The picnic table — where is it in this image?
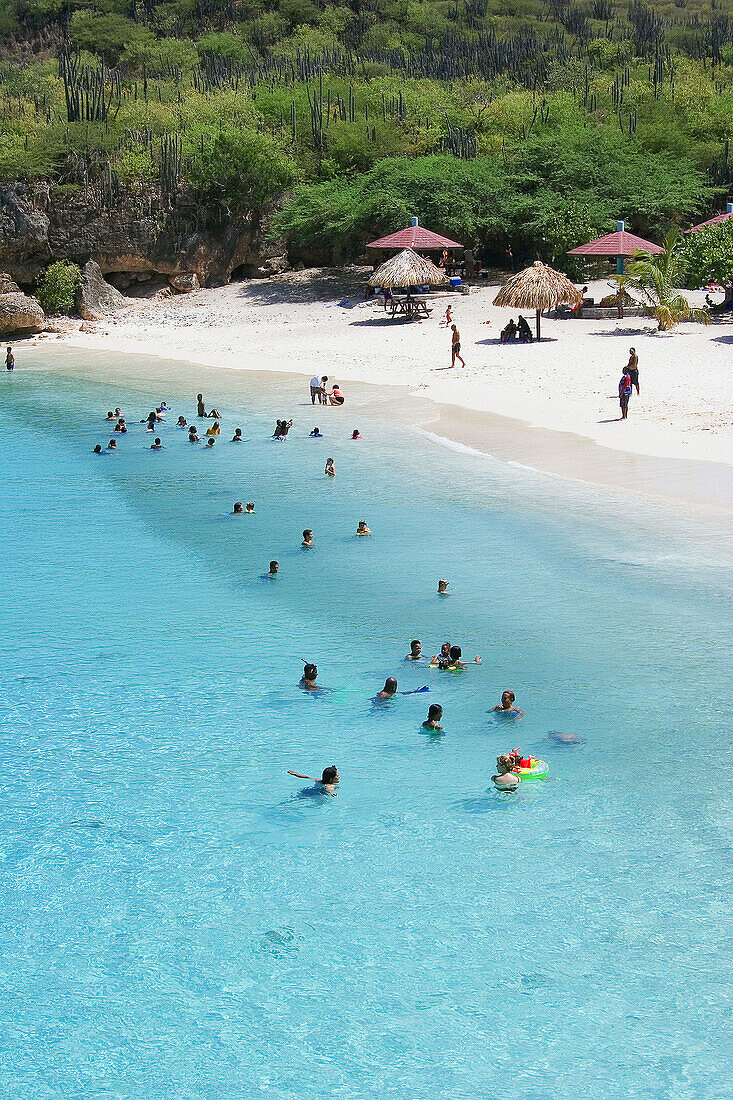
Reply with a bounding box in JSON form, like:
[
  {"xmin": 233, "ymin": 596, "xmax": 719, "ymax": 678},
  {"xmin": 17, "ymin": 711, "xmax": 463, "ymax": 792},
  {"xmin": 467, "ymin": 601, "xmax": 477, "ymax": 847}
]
[{"xmin": 388, "ymin": 295, "xmax": 433, "ymax": 319}]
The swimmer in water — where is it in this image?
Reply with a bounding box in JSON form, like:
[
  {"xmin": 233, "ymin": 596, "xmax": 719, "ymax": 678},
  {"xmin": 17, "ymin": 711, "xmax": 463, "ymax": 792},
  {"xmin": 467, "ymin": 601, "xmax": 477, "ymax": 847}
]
[
  {"xmin": 114, "ymin": 418, "xmax": 127, "ymax": 434},
  {"xmin": 93, "ymin": 444, "xmax": 103, "ymax": 454},
  {"xmin": 302, "ymin": 529, "xmax": 314, "ymax": 547},
  {"xmin": 493, "ymin": 754, "xmax": 520, "ymax": 792},
  {"xmin": 300, "ymin": 663, "xmax": 320, "ymax": 691},
  {"xmin": 205, "ymin": 421, "xmax": 221, "ymax": 436},
  {"xmin": 107, "ymin": 439, "xmax": 116, "ymax": 450},
  {"xmin": 351, "ymin": 429, "xmax": 361, "ymax": 440},
  {"xmin": 375, "ymin": 677, "xmax": 398, "ymax": 700},
  {"xmin": 188, "ymin": 426, "xmax": 200, "ymax": 442},
  {"xmin": 231, "ymin": 428, "xmax": 243, "ymax": 442},
  {"xmin": 423, "ymin": 703, "xmax": 443, "ymax": 730},
  {"xmin": 105, "ymin": 411, "xmax": 115, "ymax": 421},
  {"xmin": 233, "ymin": 502, "xmax": 244, "ymax": 514},
  {"xmin": 437, "ymin": 579, "xmax": 449, "ymax": 595},
  {"xmin": 176, "ymin": 415, "xmax": 187, "ymax": 428},
  {"xmin": 197, "ymin": 393, "xmax": 220, "ymax": 419},
  {"xmin": 492, "ymin": 690, "xmax": 524, "ymax": 717},
  {"xmin": 205, "ymin": 437, "xmax": 215, "ymax": 448},
  {"xmin": 447, "ymin": 646, "xmax": 482, "ymax": 669},
  {"xmin": 114, "ymin": 408, "xmax": 122, "ymax": 419},
  {"xmin": 288, "ymin": 765, "xmax": 339, "ymax": 796},
  {"xmin": 142, "ymin": 411, "xmax": 157, "ymax": 430},
  {"xmin": 268, "ymin": 560, "xmax": 278, "ymax": 577},
  {"xmin": 406, "ymin": 639, "xmax": 423, "ymax": 661},
  {"xmin": 432, "ymin": 642, "xmax": 452, "ymax": 668},
  {"xmin": 357, "ymin": 520, "xmax": 371, "ymax": 536},
  {"xmin": 150, "ymin": 437, "xmax": 163, "ymax": 450},
  {"xmin": 310, "ymin": 427, "xmax": 322, "ymax": 437},
  {"xmin": 325, "ymin": 457, "xmax": 335, "ymax": 477},
  {"xmin": 245, "ymin": 502, "xmax": 255, "ymax": 513}
]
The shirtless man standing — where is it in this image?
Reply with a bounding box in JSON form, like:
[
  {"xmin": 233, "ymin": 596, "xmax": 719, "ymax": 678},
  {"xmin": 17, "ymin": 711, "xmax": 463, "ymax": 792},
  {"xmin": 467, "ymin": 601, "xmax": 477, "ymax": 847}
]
[{"xmin": 451, "ymin": 324, "xmax": 465, "ymax": 368}]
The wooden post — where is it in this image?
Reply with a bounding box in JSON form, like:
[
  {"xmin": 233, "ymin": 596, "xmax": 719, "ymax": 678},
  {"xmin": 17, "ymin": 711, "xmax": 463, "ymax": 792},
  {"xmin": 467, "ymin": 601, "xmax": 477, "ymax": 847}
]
[{"xmin": 536, "ymin": 307, "xmax": 541, "ymax": 341}]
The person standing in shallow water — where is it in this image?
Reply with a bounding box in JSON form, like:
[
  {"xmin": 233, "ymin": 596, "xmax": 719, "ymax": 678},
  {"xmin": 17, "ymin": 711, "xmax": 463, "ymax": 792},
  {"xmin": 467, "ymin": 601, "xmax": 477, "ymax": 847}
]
[{"xmin": 5, "ymin": 347, "xmax": 14, "ymax": 370}]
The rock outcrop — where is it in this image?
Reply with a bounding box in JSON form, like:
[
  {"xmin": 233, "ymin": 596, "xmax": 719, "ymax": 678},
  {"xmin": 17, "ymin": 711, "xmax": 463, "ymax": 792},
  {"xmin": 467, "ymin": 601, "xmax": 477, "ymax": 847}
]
[
  {"xmin": 75, "ymin": 260, "xmax": 126, "ymax": 320},
  {"xmin": 169, "ymin": 272, "xmax": 200, "ymax": 292},
  {"xmin": 0, "ymin": 291, "xmax": 45, "ymax": 335},
  {"xmin": 0, "ymin": 181, "xmax": 289, "ymax": 288},
  {"xmin": 0, "ymin": 273, "xmax": 20, "ymax": 294}
]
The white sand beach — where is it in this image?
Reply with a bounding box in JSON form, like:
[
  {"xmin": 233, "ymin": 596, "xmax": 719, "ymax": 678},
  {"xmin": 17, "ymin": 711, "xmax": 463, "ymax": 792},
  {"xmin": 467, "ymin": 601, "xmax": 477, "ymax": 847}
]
[{"xmin": 39, "ymin": 269, "xmax": 733, "ymax": 469}]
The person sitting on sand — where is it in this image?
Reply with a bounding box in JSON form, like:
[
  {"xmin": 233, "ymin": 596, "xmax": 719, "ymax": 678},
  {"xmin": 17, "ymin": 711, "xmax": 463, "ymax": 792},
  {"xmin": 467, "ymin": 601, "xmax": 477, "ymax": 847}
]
[
  {"xmin": 406, "ymin": 639, "xmax": 423, "ymax": 661},
  {"xmin": 325, "ymin": 458, "xmax": 335, "ymax": 477},
  {"xmin": 500, "ymin": 319, "xmax": 517, "ymax": 343},
  {"xmin": 351, "ymin": 429, "xmax": 361, "ymax": 440},
  {"xmin": 233, "ymin": 502, "xmax": 244, "ymax": 514},
  {"xmin": 300, "ymin": 663, "xmax": 320, "ymax": 691},
  {"xmin": 517, "ymin": 316, "xmax": 533, "ymax": 344},
  {"xmin": 176, "ymin": 415, "xmax": 187, "ymax": 428},
  {"xmin": 492, "ymin": 690, "xmax": 524, "ymax": 717},
  {"xmin": 288, "ymin": 765, "xmax": 339, "ymax": 796},
  {"xmin": 197, "ymin": 393, "xmax": 220, "ymax": 419},
  {"xmin": 188, "ymin": 426, "xmax": 200, "ymax": 442},
  {"xmin": 231, "ymin": 428, "xmax": 243, "ymax": 442},
  {"xmin": 438, "ymin": 579, "xmax": 449, "ymax": 596},
  {"xmin": 108, "ymin": 439, "xmax": 117, "ymax": 451},
  {"xmin": 375, "ymin": 677, "xmax": 398, "ymax": 700},
  {"xmin": 493, "ymin": 754, "xmax": 520, "ymax": 791},
  {"xmin": 302, "ymin": 529, "xmax": 314, "ymax": 547},
  {"xmin": 357, "ymin": 520, "xmax": 370, "ymax": 536},
  {"xmin": 150, "ymin": 437, "xmax": 163, "ymax": 450},
  {"xmin": 245, "ymin": 502, "xmax": 255, "ymax": 513},
  {"xmin": 268, "ymin": 560, "xmax": 278, "ymax": 577},
  {"xmin": 423, "ymin": 703, "xmax": 443, "ymax": 730},
  {"xmin": 205, "ymin": 421, "xmax": 221, "ymax": 436},
  {"xmin": 329, "ymin": 385, "xmax": 344, "ymax": 406},
  {"xmin": 310, "ymin": 427, "xmax": 323, "ymax": 437}
]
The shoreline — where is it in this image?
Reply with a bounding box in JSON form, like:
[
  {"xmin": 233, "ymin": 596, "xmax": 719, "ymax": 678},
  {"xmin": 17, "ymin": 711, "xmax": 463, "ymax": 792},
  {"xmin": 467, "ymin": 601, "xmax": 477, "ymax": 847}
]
[{"xmin": 20, "ymin": 342, "xmax": 733, "ymax": 518}]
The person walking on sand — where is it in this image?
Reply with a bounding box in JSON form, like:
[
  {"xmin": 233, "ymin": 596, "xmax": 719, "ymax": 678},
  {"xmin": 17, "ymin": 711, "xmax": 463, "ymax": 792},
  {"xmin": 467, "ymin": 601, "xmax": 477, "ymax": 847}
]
[
  {"xmin": 627, "ymin": 348, "xmax": 639, "ymax": 395},
  {"xmin": 618, "ymin": 368, "xmax": 632, "ymax": 420},
  {"xmin": 451, "ymin": 324, "xmax": 465, "ymax": 368}
]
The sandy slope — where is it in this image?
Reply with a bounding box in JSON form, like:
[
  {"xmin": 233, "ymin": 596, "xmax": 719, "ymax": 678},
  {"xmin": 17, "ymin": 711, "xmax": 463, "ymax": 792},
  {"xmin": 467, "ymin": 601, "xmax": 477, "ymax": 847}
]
[{"xmin": 44, "ymin": 268, "xmax": 733, "ymax": 466}]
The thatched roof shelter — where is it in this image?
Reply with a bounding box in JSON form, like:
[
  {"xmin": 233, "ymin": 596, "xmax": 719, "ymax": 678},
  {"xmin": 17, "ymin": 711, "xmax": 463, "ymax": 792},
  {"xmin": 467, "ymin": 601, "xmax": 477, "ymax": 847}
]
[
  {"xmin": 493, "ymin": 261, "xmax": 582, "ymax": 339},
  {"xmin": 368, "ymin": 248, "xmax": 449, "ymax": 290}
]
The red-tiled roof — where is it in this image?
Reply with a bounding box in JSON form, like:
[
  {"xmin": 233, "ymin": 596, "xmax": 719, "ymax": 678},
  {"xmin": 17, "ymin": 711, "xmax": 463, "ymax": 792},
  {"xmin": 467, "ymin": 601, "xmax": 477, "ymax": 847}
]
[
  {"xmin": 568, "ymin": 230, "xmax": 664, "ymax": 256},
  {"xmin": 367, "ymin": 225, "xmax": 463, "ymax": 250},
  {"xmin": 689, "ymin": 211, "xmax": 733, "ymax": 232}
]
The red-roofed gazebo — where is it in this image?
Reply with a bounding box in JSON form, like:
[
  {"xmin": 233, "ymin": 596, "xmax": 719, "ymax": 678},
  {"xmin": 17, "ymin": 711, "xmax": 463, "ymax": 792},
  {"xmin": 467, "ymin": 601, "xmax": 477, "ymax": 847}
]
[
  {"xmin": 367, "ymin": 217, "xmax": 463, "ymax": 252},
  {"xmin": 689, "ymin": 202, "xmax": 733, "ymax": 233},
  {"xmin": 568, "ymin": 220, "xmax": 663, "ymax": 274}
]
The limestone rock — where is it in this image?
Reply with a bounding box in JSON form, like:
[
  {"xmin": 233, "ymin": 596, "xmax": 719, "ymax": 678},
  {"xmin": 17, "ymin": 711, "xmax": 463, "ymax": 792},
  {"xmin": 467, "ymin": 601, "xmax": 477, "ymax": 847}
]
[
  {"xmin": 75, "ymin": 260, "xmax": 126, "ymax": 320},
  {"xmin": 255, "ymin": 254, "xmax": 288, "ymax": 277},
  {"xmin": 0, "ymin": 291, "xmax": 45, "ymax": 335},
  {"xmin": 0, "ymin": 184, "xmax": 52, "ymax": 282},
  {"xmin": 169, "ymin": 272, "xmax": 200, "ymax": 292},
  {"xmin": 0, "ymin": 273, "xmax": 20, "ymax": 294}
]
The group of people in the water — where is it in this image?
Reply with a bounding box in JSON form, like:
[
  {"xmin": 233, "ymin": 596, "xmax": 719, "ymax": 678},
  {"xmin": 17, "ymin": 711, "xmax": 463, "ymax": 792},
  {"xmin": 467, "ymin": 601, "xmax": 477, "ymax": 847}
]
[{"xmin": 87, "ymin": 389, "xmax": 563, "ymax": 797}]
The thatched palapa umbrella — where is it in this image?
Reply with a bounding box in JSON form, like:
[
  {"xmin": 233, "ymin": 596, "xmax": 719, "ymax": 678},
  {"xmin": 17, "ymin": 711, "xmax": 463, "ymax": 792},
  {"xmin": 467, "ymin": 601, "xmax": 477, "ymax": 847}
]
[
  {"xmin": 493, "ymin": 261, "xmax": 582, "ymax": 340},
  {"xmin": 368, "ymin": 248, "xmax": 449, "ymax": 290}
]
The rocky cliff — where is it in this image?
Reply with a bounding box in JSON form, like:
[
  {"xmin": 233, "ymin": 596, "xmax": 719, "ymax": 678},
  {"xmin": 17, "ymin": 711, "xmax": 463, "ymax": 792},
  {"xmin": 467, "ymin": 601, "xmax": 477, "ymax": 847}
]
[{"xmin": 0, "ymin": 181, "xmax": 287, "ymax": 290}]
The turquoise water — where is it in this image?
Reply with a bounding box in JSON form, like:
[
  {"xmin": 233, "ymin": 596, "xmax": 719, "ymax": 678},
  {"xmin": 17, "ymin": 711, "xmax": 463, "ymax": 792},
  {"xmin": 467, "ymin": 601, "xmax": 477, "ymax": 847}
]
[{"xmin": 1, "ymin": 349, "xmax": 731, "ymax": 1099}]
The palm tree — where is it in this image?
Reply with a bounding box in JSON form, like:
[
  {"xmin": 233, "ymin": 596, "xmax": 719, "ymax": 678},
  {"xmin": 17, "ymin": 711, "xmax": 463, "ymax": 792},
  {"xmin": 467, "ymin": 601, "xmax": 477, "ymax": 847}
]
[{"xmin": 618, "ymin": 229, "xmax": 711, "ymax": 331}]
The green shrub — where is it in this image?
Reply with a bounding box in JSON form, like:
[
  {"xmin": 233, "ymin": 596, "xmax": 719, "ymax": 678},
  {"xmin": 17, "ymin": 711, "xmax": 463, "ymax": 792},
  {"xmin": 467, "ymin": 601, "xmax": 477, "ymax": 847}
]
[{"xmin": 37, "ymin": 261, "xmax": 82, "ymax": 315}]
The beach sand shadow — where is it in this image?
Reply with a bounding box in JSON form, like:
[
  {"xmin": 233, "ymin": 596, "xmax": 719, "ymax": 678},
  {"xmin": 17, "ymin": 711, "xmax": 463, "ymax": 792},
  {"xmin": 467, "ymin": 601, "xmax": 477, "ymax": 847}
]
[
  {"xmin": 712, "ymin": 334, "xmax": 733, "ymax": 343},
  {"xmin": 350, "ymin": 317, "xmax": 416, "ymax": 327},
  {"xmin": 588, "ymin": 326, "xmax": 655, "ymax": 336},
  {"xmin": 232, "ymin": 270, "xmax": 368, "ymax": 305},
  {"xmin": 476, "ymin": 336, "xmax": 558, "ymax": 346}
]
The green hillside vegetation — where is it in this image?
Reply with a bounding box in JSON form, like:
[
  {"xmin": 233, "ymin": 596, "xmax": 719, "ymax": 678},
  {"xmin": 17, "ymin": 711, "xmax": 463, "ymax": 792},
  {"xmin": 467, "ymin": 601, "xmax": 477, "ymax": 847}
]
[{"xmin": 0, "ymin": 0, "xmax": 732, "ymax": 266}]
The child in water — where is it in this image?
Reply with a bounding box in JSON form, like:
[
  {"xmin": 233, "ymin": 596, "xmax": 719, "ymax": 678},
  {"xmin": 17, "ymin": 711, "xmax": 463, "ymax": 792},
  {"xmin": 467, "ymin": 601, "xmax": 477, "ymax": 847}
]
[
  {"xmin": 288, "ymin": 765, "xmax": 339, "ymax": 796},
  {"xmin": 325, "ymin": 458, "xmax": 335, "ymax": 477},
  {"xmin": 351, "ymin": 429, "xmax": 361, "ymax": 440},
  {"xmin": 245, "ymin": 502, "xmax": 255, "ymax": 513},
  {"xmin": 437, "ymin": 579, "xmax": 449, "ymax": 595},
  {"xmin": 231, "ymin": 428, "xmax": 243, "ymax": 442},
  {"xmin": 357, "ymin": 520, "xmax": 371, "ymax": 536},
  {"xmin": 492, "ymin": 690, "xmax": 523, "ymax": 717},
  {"xmin": 150, "ymin": 438, "xmax": 163, "ymax": 450},
  {"xmin": 493, "ymin": 754, "xmax": 520, "ymax": 792},
  {"xmin": 205, "ymin": 437, "xmax": 215, "ymax": 447},
  {"xmin": 302, "ymin": 529, "xmax": 314, "ymax": 547},
  {"xmin": 423, "ymin": 704, "xmax": 443, "ymax": 730},
  {"xmin": 176, "ymin": 415, "xmax": 187, "ymax": 428},
  {"xmin": 310, "ymin": 427, "xmax": 323, "ymax": 438}
]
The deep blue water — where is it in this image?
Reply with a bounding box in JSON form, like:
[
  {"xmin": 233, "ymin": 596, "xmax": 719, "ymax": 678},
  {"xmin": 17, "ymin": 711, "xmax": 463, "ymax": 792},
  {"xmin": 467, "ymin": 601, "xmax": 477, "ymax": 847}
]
[{"xmin": 0, "ymin": 350, "xmax": 731, "ymax": 1099}]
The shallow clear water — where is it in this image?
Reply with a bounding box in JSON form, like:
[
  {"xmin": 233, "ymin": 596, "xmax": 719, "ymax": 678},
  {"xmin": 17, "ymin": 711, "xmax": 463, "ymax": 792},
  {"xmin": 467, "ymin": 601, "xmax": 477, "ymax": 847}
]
[{"xmin": 0, "ymin": 349, "xmax": 731, "ymax": 1099}]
